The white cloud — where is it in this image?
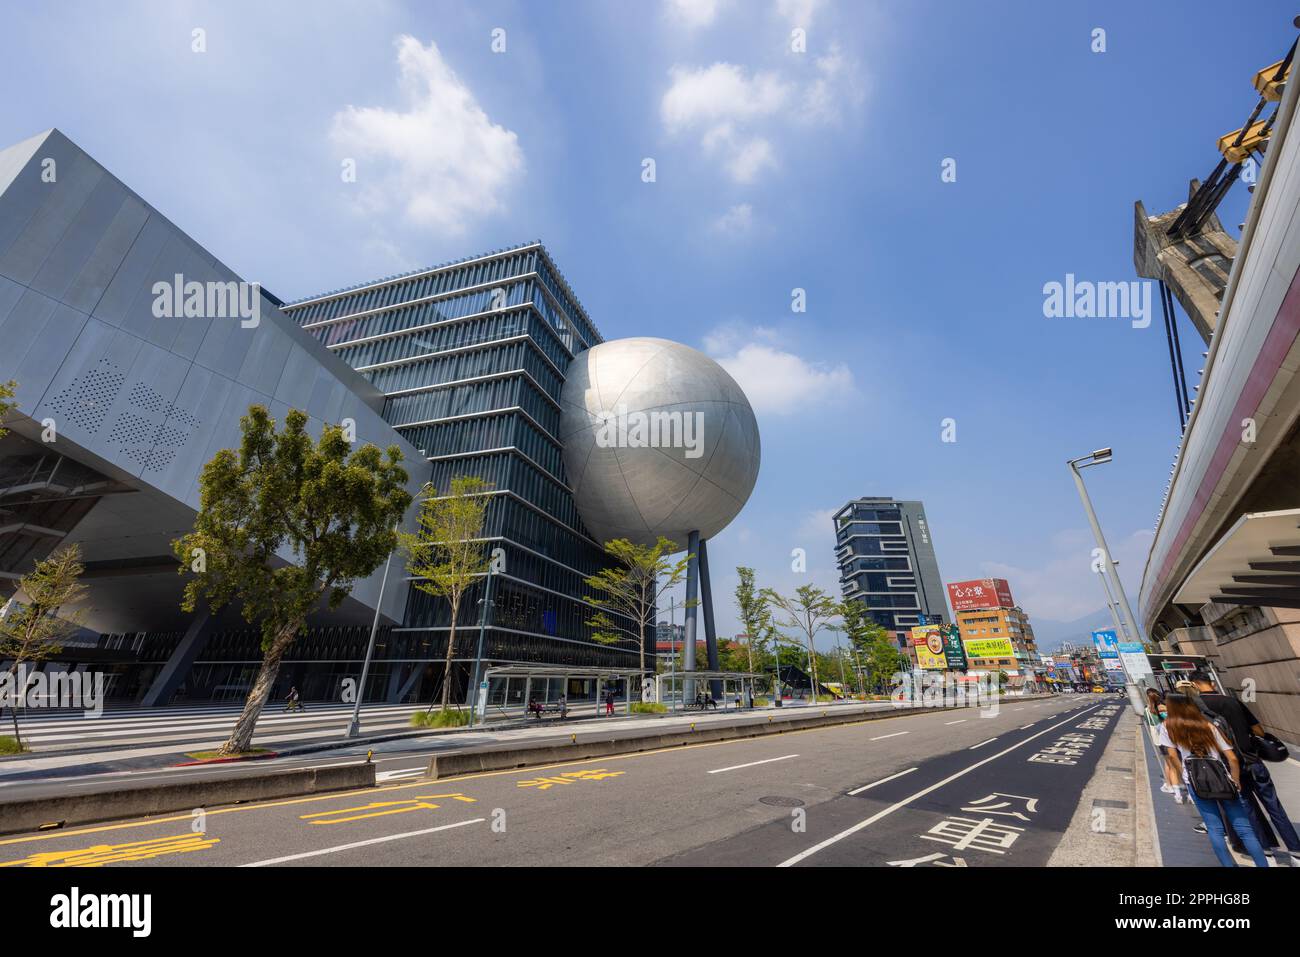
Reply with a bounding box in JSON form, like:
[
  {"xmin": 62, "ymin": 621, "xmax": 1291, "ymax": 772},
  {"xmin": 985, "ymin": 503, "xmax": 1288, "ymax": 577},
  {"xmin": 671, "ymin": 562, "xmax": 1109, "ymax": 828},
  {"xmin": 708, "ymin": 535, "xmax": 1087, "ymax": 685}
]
[
  {"xmin": 704, "ymin": 324, "xmax": 853, "ymax": 414},
  {"xmin": 659, "ymin": 45, "xmax": 862, "ymax": 186},
  {"xmin": 665, "ymin": 0, "xmax": 728, "ymax": 28},
  {"xmin": 802, "ymin": 46, "xmax": 865, "ymax": 123},
  {"xmin": 661, "ymin": 63, "xmax": 791, "ymax": 132},
  {"xmin": 775, "ymin": 0, "xmax": 824, "ymax": 25},
  {"xmin": 709, "ymin": 202, "xmax": 756, "ymax": 235},
  {"xmin": 980, "ymin": 527, "xmax": 1155, "ymax": 623},
  {"xmin": 330, "ymin": 35, "xmax": 524, "ymax": 234}
]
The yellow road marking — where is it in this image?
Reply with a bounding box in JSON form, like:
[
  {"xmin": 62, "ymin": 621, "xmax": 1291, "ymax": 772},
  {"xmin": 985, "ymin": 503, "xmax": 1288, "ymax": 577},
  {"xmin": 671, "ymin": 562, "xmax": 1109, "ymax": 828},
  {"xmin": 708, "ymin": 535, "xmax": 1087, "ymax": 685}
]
[
  {"xmin": 0, "ymin": 704, "xmax": 1007, "ymax": 846},
  {"xmin": 0, "ymin": 832, "xmax": 219, "ymax": 867},
  {"xmin": 516, "ymin": 769, "xmax": 625, "ymax": 790},
  {"xmin": 301, "ymin": 793, "xmax": 476, "ymax": 825}
]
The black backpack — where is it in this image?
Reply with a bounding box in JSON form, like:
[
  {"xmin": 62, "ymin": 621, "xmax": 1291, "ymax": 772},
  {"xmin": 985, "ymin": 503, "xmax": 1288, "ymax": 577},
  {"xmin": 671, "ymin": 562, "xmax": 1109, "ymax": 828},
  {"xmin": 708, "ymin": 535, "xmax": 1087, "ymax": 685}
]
[{"xmin": 1184, "ymin": 745, "xmax": 1238, "ymax": 801}]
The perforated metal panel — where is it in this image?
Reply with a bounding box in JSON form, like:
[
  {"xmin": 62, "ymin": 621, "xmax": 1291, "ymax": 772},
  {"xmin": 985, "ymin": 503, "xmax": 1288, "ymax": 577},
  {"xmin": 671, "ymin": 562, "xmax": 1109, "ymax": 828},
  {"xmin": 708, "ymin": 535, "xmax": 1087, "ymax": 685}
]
[
  {"xmin": 47, "ymin": 359, "xmax": 202, "ymax": 473},
  {"xmin": 46, "ymin": 357, "xmax": 126, "ymax": 433}
]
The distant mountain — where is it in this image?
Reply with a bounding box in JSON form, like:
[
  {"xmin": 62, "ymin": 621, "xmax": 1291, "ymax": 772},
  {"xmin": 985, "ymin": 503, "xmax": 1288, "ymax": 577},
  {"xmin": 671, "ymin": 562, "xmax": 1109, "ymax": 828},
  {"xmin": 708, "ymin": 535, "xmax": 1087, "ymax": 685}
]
[{"xmin": 1030, "ymin": 607, "xmax": 1118, "ymax": 653}]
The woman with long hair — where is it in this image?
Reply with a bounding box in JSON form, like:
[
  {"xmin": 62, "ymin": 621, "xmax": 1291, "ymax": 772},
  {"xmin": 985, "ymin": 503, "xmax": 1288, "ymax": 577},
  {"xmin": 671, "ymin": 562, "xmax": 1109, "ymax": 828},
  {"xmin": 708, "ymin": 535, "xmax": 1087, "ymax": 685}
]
[
  {"xmin": 1157, "ymin": 693, "xmax": 1268, "ymax": 867},
  {"xmin": 1145, "ymin": 687, "xmax": 1182, "ymax": 797}
]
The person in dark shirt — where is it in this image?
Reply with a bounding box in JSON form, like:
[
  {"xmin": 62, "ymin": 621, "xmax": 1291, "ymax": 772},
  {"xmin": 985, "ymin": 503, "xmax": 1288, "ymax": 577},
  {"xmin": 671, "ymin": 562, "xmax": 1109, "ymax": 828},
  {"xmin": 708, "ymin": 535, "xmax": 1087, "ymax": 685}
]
[{"xmin": 1195, "ymin": 677, "xmax": 1299, "ymax": 860}]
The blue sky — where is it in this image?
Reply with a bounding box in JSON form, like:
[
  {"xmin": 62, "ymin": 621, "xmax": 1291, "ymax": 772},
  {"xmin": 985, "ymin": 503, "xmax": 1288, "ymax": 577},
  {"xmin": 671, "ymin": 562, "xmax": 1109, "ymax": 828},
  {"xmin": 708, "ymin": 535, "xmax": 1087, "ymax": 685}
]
[{"xmin": 1, "ymin": 0, "xmax": 1292, "ymax": 644}]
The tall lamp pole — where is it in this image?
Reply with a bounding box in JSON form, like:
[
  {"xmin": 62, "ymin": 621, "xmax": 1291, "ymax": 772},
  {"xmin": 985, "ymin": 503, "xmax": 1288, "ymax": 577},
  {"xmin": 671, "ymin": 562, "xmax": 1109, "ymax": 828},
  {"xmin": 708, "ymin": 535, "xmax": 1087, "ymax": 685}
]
[
  {"xmin": 466, "ymin": 557, "xmax": 496, "ymax": 729},
  {"xmin": 1067, "ymin": 449, "xmax": 1144, "ymax": 715},
  {"xmin": 346, "ymin": 481, "xmax": 432, "ymax": 740}
]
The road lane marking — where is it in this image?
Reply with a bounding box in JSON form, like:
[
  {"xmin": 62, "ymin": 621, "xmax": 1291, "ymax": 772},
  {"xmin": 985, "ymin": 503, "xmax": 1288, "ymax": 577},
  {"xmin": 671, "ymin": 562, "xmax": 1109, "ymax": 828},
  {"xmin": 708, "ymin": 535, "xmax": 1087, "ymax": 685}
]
[
  {"xmin": 968, "ymin": 738, "xmax": 997, "ymax": 750},
  {"xmin": 708, "ymin": 754, "xmax": 798, "ymax": 774},
  {"xmin": 848, "ymin": 767, "xmax": 917, "ymax": 795},
  {"xmin": 0, "ymin": 699, "xmax": 1061, "ymax": 847},
  {"xmin": 870, "ymin": 731, "xmax": 909, "ymax": 741},
  {"xmin": 241, "ymin": 818, "xmax": 484, "ymax": 866},
  {"xmin": 1019, "ymin": 723, "xmax": 1034, "ymax": 730},
  {"xmin": 944, "ymin": 720, "xmax": 966, "ymax": 726},
  {"xmin": 776, "ymin": 704, "xmax": 1106, "ymax": 867}
]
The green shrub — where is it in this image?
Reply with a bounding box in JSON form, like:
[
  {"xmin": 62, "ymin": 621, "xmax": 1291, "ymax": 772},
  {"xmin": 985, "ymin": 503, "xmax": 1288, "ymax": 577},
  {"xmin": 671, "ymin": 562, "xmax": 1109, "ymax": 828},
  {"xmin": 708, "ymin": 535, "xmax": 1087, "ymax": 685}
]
[
  {"xmin": 629, "ymin": 701, "xmax": 667, "ymax": 714},
  {"xmin": 410, "ymin": 708, "xmax": 471, "ymax": 728},
  {"xmin": 0, "ymin": 735, "xmax": 26, "ymax": 756}
]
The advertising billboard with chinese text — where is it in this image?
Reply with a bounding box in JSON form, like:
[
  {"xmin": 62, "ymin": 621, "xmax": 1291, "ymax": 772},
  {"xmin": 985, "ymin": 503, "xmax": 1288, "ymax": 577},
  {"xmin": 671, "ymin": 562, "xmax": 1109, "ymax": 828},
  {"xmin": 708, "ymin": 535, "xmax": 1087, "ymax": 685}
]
[{"xmin": 947, "ymin": 578, "xmax": 1015, "ymax": 612}]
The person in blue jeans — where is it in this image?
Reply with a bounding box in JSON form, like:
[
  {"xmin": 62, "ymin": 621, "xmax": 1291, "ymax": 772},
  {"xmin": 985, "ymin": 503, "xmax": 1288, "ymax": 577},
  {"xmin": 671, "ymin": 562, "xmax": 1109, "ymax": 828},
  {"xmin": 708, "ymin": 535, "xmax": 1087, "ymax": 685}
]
[
  {"xmin": 1193, "ymin": 677, "xmax": 1300, "ymax": 860},
  {"xmin": 1158, "ymin": 694, "xmax": 1269, "ymax": 867}
]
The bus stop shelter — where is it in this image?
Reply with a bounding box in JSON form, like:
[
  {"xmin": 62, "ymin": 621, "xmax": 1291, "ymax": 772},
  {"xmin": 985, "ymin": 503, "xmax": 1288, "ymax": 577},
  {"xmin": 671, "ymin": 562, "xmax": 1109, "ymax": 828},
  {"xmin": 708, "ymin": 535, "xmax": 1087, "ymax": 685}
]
[
  {"xmin": 477, "ymin": 665, "xmax": 649, "ymax": 723},
  {"xmin": 655, "ymin": 670, "xmax": 772, "ymax": 712}
]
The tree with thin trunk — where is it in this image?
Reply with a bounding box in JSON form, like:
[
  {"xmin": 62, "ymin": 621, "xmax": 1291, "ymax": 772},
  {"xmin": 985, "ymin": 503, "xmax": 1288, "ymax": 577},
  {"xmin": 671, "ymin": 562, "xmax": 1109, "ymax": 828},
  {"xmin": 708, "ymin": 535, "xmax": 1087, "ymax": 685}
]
[
  {"xmin": 174, "ymin": 405, "xmax": 411, "ymax": 756},
  {"xmin": 733, "ymin": 566, "xmax": 771, "ymax": 675},
  {"xmin": 0, "ymin": 544, "xmax": 86, "ymax": 749},
  {"xmin": 399, "ymin": 475, "xmax": 493, "ymax": 714},
  {"xmin": 841, "ymin": 599, "xmax": 903, "ymax": 694},
  {"xmin": 0, "ymin": 379, "xmax": 16, "ymax": 429},
  {"xmin": 584, "ymin": 537, "xmax": 692, "ymax": 675},
  {"xmin": 763, "ymin": 584, "xmax": 838, "ymax": 701}
]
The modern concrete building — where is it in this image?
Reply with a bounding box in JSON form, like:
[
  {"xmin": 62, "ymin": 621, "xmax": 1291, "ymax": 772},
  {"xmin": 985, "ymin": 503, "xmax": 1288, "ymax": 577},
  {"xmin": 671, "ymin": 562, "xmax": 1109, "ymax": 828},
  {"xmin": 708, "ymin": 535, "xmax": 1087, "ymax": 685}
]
[
  {"xmin": 833, "ymin": 496, "xmax": 948, "ymax": 648},
  {"xmin": 0, "ymin": 128, "xmax": 642, "ymax": 705},
  {"xmin": 0, "ymin": 128, "xmax": 429, "ymax": 703}
]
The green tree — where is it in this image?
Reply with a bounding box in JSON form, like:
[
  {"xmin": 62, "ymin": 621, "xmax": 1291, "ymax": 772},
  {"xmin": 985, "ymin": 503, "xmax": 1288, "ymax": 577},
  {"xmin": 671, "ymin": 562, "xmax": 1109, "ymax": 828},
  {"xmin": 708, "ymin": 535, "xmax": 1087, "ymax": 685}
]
[
  {"xmin": 763, "ymin": 585, "xmax": 838, "ymax": 700},
  {"xmin": 584, "ymin": 537, "xmax": 692, "ymax": 675},
  {"xmin": 842, "ymin": 600, "xmax": 903, "ymax": 694},
  {"xmin": 0, "ymin": 379, "xmax": 16, "ymax": 434},
  {"xmin": 174, "ymin": 406, "xmax": 411, "ymax": 755},
  {"xmin": 400, "ymin": 475, "xmax": 493, "ymax": 713},
  {"xmin": 0, "ymin": 544, "xmax": 86, "ymax": 748},
  {"xmin": 733, "ymin": 566, "xmax": 772, "ymax": 674}
]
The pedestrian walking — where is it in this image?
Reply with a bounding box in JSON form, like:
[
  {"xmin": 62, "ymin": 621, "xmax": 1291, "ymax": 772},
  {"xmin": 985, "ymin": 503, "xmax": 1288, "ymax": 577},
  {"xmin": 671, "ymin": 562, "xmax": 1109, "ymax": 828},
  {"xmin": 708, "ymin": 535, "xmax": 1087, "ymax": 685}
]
[
  {"xmin": 1147, "ymin": 687, "xmax": 1183, "ymax": 800},
  {"xmin": 605, "ymin": 689, "xmax": 616, "ymax": 716},
  {"xmin": 1194, "ymin": 677, "xmax": 1299, "ymax": 862},
  {"xmin": 1157, "ymin": 693, "xmax": 1269, "ymax": 867}
]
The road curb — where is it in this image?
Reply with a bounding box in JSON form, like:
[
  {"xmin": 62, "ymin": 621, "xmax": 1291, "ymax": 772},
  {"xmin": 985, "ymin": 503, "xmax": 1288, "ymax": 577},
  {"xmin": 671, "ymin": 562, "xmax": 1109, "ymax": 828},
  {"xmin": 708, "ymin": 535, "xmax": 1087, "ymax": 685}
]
[{"xmin": 0, "ymin": 761, "xmax": 376, "ymax": 836}]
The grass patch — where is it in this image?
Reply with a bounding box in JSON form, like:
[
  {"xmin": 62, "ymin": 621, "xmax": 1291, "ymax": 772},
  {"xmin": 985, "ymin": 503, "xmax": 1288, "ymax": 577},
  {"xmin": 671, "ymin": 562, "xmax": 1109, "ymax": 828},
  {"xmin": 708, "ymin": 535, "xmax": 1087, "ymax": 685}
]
[
  {"xmin": 629, "ymin": 701, "xmax": 667, "ymax": 714},
  {"xmin": 411, "ymin": 708, "xmax": 471, "ymax": 728},
  {"xmin": 184, "ymin": 748, "xmax": 273, "ymax": 761},
  {"xmin": 0, "ymin": 735, "xmax": 27, "ymax": 755}
]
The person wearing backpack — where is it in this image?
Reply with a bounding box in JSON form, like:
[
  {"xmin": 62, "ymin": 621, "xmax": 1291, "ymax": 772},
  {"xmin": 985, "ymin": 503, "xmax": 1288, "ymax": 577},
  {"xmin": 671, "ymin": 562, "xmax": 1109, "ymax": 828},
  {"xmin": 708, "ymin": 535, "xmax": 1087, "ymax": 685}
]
[
  {"xmin": 1194, "ymin": 676, "xmax": 1299, "ymax": 861},
  {"xmin": 1157, "ymin": 693, "xmax": 1269, "ymax": 867}
]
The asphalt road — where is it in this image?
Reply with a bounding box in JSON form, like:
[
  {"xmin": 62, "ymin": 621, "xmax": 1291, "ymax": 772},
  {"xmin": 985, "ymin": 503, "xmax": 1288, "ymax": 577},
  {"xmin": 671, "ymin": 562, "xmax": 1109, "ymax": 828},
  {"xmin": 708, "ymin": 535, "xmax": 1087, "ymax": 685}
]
[{"xmin": 0, "ymin": 694, "xmax": 1125, "ymax": 867}]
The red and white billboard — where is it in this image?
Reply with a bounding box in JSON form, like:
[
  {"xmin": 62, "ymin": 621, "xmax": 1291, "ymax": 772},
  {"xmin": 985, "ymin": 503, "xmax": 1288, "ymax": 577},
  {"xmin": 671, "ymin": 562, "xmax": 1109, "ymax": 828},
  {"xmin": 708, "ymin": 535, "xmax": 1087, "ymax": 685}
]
[{"xmin": 947, "ymin": 578, "xmax": 1014, "ymax": 612}]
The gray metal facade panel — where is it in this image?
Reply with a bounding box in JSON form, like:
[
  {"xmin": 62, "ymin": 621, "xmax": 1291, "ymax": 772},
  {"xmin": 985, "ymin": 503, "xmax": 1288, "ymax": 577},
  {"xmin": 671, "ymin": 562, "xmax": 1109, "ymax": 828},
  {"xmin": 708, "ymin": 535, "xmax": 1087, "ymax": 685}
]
[
  {"xmin": 0, "ymin": 288, "xmax": 59, "ymax": 390},
  {"xmin": 7, "ymin": 301, "xmax": 89, "ymax": 408},
  {"xmin": 0, "ymin": 130, "xmax": 48, "ymax": 206},
  {"xmin": 28, "ymin": 173, "xmax": 128, "ymax": 302},
  {"xmin": 0, "ymin": 128, "xmax": 429, "ymax": 626},
  {"xmin": 90, "ymin": 212, "xmax": 170, "ymax": 329},
  {"xmin": 60, "ymin": 194, "xmax": 150, "ymax": 316},
  {"xmin": 0, "ymin": 146, "xmax": 104, "ymax": 285},
  {"xmin": 233, "ymin": 320, "xmax": 291, "ymax": 395}
]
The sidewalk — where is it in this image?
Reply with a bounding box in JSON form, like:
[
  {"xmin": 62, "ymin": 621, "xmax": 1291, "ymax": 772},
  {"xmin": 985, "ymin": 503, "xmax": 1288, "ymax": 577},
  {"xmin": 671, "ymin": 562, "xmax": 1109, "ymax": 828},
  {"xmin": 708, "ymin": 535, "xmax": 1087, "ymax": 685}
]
[{"xmin": 1139, "ymin": 722, "xmax": 1300, "ymax": 866}]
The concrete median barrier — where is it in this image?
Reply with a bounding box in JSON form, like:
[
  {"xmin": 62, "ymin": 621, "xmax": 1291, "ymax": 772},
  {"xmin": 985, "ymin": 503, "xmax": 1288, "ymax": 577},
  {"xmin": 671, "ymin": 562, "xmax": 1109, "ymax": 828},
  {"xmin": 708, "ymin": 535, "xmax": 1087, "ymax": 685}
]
[
  {"xmin": 0, "ymin": 761, "xmax": 376, "ymax": 836},
  {"xmin": 425, "ymin": 701, "xmax": 1018, "ymax": 779}
]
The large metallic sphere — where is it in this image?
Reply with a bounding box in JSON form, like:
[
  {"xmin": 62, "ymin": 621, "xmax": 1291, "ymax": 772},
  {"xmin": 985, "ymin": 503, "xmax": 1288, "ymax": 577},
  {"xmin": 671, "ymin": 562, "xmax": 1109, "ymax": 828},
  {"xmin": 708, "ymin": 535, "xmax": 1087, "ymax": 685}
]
[{"xmin": 559, "ymin": 337, "xmax": 761, "ymax": 549}]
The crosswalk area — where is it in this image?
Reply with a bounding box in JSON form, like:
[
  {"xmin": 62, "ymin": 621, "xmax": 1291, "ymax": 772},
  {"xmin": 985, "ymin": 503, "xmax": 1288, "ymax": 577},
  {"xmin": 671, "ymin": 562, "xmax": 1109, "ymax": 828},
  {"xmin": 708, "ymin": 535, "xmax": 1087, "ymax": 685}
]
[{"xmin": 1, "ymin": 701, "xmax": 429, "ymax": 760}]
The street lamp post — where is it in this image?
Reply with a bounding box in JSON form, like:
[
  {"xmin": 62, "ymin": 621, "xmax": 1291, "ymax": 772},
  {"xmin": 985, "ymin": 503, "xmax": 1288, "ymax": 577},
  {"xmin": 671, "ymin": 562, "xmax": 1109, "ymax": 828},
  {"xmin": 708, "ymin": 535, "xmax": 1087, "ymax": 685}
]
[
  {"xmin": 1067, "ymin": 449, "xmax": 1145, "ymax": 715},
  {"xmin": 346, "ymin": 481, "xmax": 432, "ymax": 740},
  {"xmin": 466, "ymin": 558, "xmax": 496, "ymax": 729}
]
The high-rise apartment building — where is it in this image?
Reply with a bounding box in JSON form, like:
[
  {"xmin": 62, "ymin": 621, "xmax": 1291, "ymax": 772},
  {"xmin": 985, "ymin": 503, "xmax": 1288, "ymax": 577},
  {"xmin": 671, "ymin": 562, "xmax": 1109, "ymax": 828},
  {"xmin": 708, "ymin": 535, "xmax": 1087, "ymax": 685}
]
[{"xmin": 833, "ymin": 496, "xmax": 948, "ymax": 647}]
